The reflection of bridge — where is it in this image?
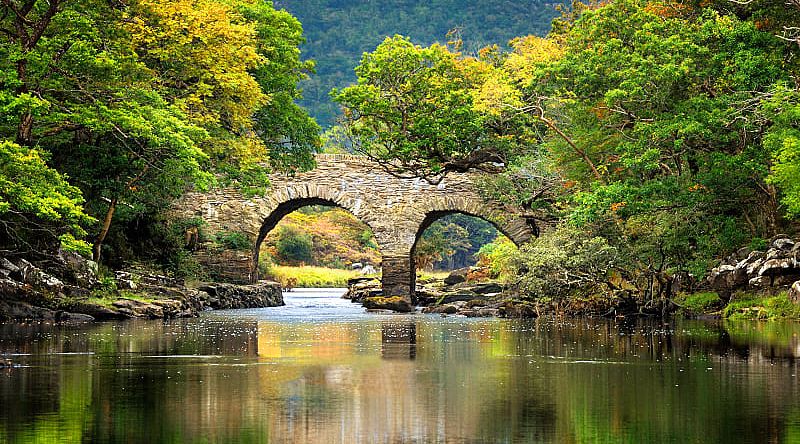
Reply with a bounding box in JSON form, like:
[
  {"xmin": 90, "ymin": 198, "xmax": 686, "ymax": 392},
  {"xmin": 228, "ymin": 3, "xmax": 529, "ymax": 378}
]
[{"xmin": 173, "ymin": 154, "xmax": 536, "ymax": 302}]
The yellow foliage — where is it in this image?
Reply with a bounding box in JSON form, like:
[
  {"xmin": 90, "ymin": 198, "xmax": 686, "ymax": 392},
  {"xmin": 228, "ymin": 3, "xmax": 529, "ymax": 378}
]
[
  {"xmin": 504, "ymin": 35, "xmax": 564, "ymax": 83},
  {"xmin": 125, "ymin": 0, "xmax": 268, "ymax": 160}
]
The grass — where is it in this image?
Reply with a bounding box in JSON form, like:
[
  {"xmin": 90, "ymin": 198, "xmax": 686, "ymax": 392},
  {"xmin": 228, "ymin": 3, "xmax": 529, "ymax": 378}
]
[
  {"xmin": 722, "ymin": 292, "xmax": 800, "ymax": 320},
  {"xmin": 266, "ymin": 265, "xmax": 377, "ymax": 288},
  {"xmin": 674, "ymin": 292, "xmax": 722, "ymax": 314}
]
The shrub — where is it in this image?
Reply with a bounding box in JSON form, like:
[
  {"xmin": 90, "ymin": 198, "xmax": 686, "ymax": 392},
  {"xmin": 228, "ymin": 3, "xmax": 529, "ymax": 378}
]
[
  {"xmin": 511, "ymin": 224, "xmax": 619, "ymax": 301},
  {"xmin": 215, "ymin": 231, "xmax": 252, "ymax": 251},
  {"xmin": 275, "ymin": 226, "xmax": 313, "ymax": 264}
]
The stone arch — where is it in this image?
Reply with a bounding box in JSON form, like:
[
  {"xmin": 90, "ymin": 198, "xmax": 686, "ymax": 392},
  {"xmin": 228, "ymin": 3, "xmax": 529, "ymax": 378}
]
[
  {"xmin": 251, "ymin": 184, "xmax": 381, "ymax": 282},
  {"xmin": 413, "ymin": 196, "xmax": 536, "ymax": 247},
  {"xmin": 388, "ymin": 196, "xmax": 537, "ymax": 303}
]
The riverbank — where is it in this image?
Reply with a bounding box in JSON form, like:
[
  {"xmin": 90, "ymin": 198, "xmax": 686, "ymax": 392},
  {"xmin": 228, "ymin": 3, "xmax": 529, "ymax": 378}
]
[
  {"xmin": 0, "ymin": 252, "xmax": 283, "ymax": 322},
  {"xmin": 343, "ymin": 236, "xmax": 800, "ymax": 320}
]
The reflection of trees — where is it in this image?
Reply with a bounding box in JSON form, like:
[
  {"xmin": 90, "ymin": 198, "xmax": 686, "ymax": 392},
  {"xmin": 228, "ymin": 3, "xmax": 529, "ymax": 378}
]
[{"xmin": 2, "ymin": 317, "xmax": 800, "ymax": 442}]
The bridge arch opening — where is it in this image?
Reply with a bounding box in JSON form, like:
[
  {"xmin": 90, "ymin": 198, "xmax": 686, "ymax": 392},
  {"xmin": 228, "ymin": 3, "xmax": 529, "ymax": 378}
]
[
  {"xmin": 253, "ymin": 198, "xmax": 381, "ymax": 284},
  {"xmin": 410, "ymin": 211, "xmax": 521, "ymax": 298}
]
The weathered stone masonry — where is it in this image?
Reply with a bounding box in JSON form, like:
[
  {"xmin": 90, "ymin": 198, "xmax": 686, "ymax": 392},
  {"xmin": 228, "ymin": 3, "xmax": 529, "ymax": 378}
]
[{"xmin": 172, "ymin": 154, "xmax": 536, "ymax": 303}]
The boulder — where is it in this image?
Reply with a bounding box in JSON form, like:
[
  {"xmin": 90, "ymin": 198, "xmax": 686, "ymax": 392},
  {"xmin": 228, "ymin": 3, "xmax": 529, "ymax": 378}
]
[
  {"xmin": 789, "ymin": 281, "xmax": 800, "ymax": 304},
  {"xmin": 451, "ymin": 281, "xmax": 503, "ymax": 295},
  {"xmin": 748, "ymin": 276, "xmax": 771, "ymax": 288},
  {"xmin": 478, "ymin": 308, "xmax": 500, "ymax": 317},
  {"xmin": 772, "ymin": 238, "xmax": 795, "ymax": 251},
  {"xmin": 422, "ymin": 304, "xmax": 458, "ymax": 314},
  {"xmin": 55, "ymin": 312, "xmax": 95, "ymax": 322},
  {"xmin": 439, "ymin": 290, "xmax": 481, "ymax": 305},
  {"xmin": 360, "ymin": 265, "xmax": 378, "ymax": 275},
  {"xmin": 362, "ymin": 296, "xmax": 413, "ymax": 313},
  {"xmin": 499, "ymin": 301, "xmax": 537, "ymax": 318},
  {"xmin": 58, "ymin": 249, "xmax": 98, "ymax": 288},
  {"xmin": 1, "ymin": 258, "xmax": 20, "ymax": 274},
  {"xmin": 708, "ymin": 265, "xmax": 735, "ymax": 292},
  {"xmin": 197, "ymin": 282, "xmax": 284, "ymax": 309},
  {"xmin": 758, "ymin": 258, "xmax": 797, "ymax": 277},
  {"xmin": 443, "ymin": 268, "xmax": 469, "ymax": 285}
]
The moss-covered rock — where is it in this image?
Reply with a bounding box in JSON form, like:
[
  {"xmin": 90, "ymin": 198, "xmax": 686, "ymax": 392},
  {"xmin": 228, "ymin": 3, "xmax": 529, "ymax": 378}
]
[{"xmin": 362, "ymin": 296, "xmax": 413, "ymax": 313}]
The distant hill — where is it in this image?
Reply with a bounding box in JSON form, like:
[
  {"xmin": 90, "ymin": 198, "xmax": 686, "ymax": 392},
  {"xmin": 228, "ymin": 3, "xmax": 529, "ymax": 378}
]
[{"xmin": 274, "ymin": 0, "xmax": 566, "ymax": 127}]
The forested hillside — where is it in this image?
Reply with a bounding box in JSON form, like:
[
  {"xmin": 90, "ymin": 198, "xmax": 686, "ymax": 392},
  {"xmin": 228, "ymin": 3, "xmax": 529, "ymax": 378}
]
[{"xmin": 274, "ymin": 0, "xmax": 566, "ymax": 127}]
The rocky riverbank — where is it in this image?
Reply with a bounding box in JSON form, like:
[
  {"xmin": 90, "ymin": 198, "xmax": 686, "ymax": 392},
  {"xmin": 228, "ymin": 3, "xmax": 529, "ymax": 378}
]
[
  {"xmin": 345, "ymin": 267, "xmax": 537, "ymax": 317},
  {"xmin": 0, "ymin": 251, "xmax": 283, "ymax": 322},
  {"xmin": 707, "ymin": 236, "xmax": 800, "ymax": 302},
  {"xmin": 345, "ymin": 236, "xmax": 800, "ymax": 319}
]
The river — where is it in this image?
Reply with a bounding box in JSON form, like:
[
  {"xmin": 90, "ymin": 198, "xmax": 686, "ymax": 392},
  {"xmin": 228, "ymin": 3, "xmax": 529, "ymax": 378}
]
[{"xmin": 1, "ymin": 288, "xmax": 799, "ymax": 443}]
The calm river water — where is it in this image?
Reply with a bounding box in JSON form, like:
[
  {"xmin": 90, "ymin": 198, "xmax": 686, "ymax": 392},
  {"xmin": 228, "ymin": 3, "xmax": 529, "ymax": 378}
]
[{"xmin": 1, "ymin": 288, "xmax": 800, "ymax": 443}]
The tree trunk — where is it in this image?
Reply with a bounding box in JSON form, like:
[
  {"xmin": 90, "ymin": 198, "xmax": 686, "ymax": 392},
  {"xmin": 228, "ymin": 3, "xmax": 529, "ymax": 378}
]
[{"xmin": 93, "ymin": 198, "xmax": 118, "ymax": 263}]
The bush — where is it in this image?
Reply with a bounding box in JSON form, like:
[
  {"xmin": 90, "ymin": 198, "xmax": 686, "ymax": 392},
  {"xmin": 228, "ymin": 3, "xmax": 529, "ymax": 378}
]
[
  {"xmin": 476, "ymin": 235, "xmax": 517, "ymax": 280},
  {"xmin": 214, "ymin": 231, "xmax": 251, "ymax": 251},
  {"xmin": 275, "ymin": 226, "xmax": 313, "ymax": 264},
  {"xmin": 511, "ymin": 224, "xmax": 619, "ymax": 301}
]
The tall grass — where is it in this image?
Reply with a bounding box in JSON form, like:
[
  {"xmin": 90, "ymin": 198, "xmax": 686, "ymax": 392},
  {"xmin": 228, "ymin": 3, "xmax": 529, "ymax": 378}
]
[{"xmin": 267, "ymin": 265, "xmax": 376, "ymax": 288}]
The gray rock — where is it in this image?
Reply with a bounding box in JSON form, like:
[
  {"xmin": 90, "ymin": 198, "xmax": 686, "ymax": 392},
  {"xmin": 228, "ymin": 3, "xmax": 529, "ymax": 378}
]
[
  {"xmin": 362, "ymin": 296, "xmax": 413, "ymax": 313},
  {"xmin": 1, "ymin": 258, "xmax": 19, "ymax": 273},
  {"xmin": 55, "ymin": 312, "xmax": 95, "ymax": 322},
  {"xmin": 478, "ymin": 308, "xmax": 500, "ymax": 317},
  {"xmin": 197, "ymin": 282, "xmax": 284, "ymax": 309},
  {"xmin": 772, "ymin": 237, "xmax": 794, "ymax": 250},
  {"xmin": 423, "ymin": 304, "xmax": 458, "ymax": 314},
  {"xmin": 452, "ymin": 281, "xmax": 503, "ymax": 295},
  {"xmin": 789, "ymin": 281, "xmax": 800, "ymax": 304},
  {"xmin": 439, "ymin": 291, "xmax": 480, "ymax": 305},
  {"xmin": 748, "ymin": 276, "xmax": 771, "ymax": 288},
  {"xmin": 58, "ymin": 249, "xmax": 98, "ymax": 287},
  {"xmin": 708, "ymin": 265, "xmax": 735, "ymax": 291},
  {"xmin": 758, "ymin": 258, "xmax": 796, "ymax": 277},
  {"xmin": 766, "ymin": 248, "xmax": 789, "ymax": 261}
]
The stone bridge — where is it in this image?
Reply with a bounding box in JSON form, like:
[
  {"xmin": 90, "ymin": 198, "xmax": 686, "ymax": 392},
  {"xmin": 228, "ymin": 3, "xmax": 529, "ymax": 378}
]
[{"xmin": 173, "ymin": 154, "xmax": 537, "ymax": 303}]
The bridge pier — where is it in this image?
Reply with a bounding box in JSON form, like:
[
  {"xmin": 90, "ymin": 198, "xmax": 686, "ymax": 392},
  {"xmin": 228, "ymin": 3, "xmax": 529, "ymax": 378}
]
[{"xmin": 380, "ymin": 252, "xmax": 417, "ymax": 305}]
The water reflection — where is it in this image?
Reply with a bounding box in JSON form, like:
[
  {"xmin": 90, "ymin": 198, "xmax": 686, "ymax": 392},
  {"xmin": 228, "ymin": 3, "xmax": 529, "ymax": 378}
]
[
  {"xmin": 381, "ymin": 321, "xmax": 416, "ymax": 360},
  {"xmin": 1, "ymin": 304, "xmax": 800, "ymax": 442}
]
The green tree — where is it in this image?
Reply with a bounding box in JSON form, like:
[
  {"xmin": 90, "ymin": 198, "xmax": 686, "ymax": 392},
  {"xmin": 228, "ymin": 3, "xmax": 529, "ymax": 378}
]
[
  {"xmin": 524, "ymin": 0, "xmax": 790, "ymax": 281},
  {"xmin": 0, "ymin": 0, "xmax": 319, "ymax": 264},
  {"xmin": 0, "ymin": 141, "xmax": 93, "ymax": 255},
  {"xmin": 414, "ymin": 221, "xmax": 470, "ymax": 271},
  {"xmin": 332, "ymin": 35, "xmax": 535, "ymax": 181}
]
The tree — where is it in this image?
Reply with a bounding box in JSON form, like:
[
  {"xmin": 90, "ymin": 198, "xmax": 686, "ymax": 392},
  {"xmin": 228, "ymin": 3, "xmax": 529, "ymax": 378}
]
[
  {"xmin": 0, "ymin": 0, "xmax": 319, "ymax": 263},
  {"xmin": 332, "ymin": 35, "xmax": 535, "ymax": 182},
  {"xmin": 0, "ymin": 141, "xmax": 93, "ymax": 256},
  {"xmin": 414, "ymin": 221, "xmax": 470, "ymax": 271},
  {"xmin": 522, "ymin": 0, "xmax": 790, "ymax": 277}
]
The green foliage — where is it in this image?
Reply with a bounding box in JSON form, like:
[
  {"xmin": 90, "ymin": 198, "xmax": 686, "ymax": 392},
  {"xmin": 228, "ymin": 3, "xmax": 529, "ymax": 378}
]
[
  {"xmin": 762, "ymin": 84, "xmax": 800, "ymax": 218},
  {"xmin": 674, "ymin": 292, "xmax": 721, "ymax": 314},
  {"xmin": 275, "ymin": 225, "xmax": 313, "ymax": 264},
  {"xmin": 333, "ymin": 35, "xmax": 535, "ymax": 179},
  {"xmin": 267, "ymin": 265, "xmax": 368, "ymax": 287},
  {"xmin": 723, "ymin": 293, "xmax": 800, "ymax": 320},
  {"xmin": 511, "ymin": 225, "xmax": 619, "ymax": 301},
  {"xmin": 477, "ymin": 235, "xmax": 518, "ymax": 280},
  {"xmin": 0, "ymin": 0, "xmax": 317, "ymax": 264},
  {"xmin": 415, "ymin": 220, "xmax": 471, "ymax": 271},
  {"xmin": 214, "ymin": 231, "xmax": 252, "ymax": 251},
  {"xmin": 500, "ymin": 0, "xmax": 797, "ymax": 294},
  {"xmin": 0, "ymin": 140, "xmax": 94, "ymax": 253}
]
